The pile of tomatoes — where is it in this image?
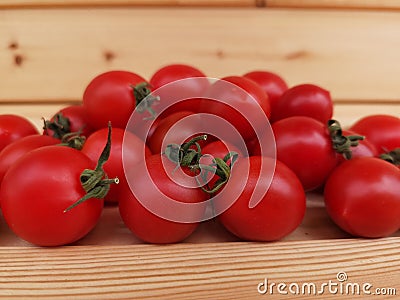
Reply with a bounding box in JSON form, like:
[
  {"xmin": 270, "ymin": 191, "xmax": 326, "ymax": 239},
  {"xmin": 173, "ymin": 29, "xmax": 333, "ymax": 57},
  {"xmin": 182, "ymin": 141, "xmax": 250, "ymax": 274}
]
[{"xmin": 0, "ymin": 64, "xmax": 399, "ymax": 246}]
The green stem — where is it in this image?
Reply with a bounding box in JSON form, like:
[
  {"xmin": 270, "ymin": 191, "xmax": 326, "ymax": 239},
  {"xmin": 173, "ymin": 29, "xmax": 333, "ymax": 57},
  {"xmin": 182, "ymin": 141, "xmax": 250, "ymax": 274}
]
[
  {"xmin": 328, "ymin": 119, "xmax": 364, "ymax": 160},
  {"xmin": 43, "ymin": 113, "xmax": 71, "ymax": 139},
  {"xmin": 64, "ymin": 122, "xmax": 118, "ymax": 212},
  {"xmin": 380, "ymin": 148, "xmax": 400, "ymax": 166},
  {"xmin": 132, "ymin": 82, "xmax": 160, "ymax": 119}
]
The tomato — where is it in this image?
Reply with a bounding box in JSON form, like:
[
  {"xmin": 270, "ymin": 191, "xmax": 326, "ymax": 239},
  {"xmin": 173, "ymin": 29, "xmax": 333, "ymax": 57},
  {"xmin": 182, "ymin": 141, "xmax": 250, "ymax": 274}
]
[
  {"xmin": 217, "ymin": 156, "xmax": 306, "ymax": 241},
  {"xmin": 324, "ymin": 157, "xmax": 400, "ymax": 238},
  {"xmin": 199, "ymin": 76, "xmax": 271, "ymax": 143},
  {"xmin": 272, "ymin": 84, "xmax": 333, "ymax": 124},
  {"xmin": 0, "ymin": 146, "xmax": 105, "ymax": 246},
  {"xmin": 118, "ymin": 154, "xmax": 208, "ymax": 243},
  {"xmin": 272, "ymin": 116, "xmax": 338, "ymax": 191},
  {"xmin": 81, "ymin": 127, "xmax": 151, "ymax": 203},
  {"xmin": 83, "ymin": 70, "xmax": 154, "ymax": 130},
  {"xmin": 0, "ymin": 134, "xmax": 59, "ymax": 183},
  {"xmin": 0, "ymin": 114, "xmax": 39, "ymax": 152},
  {"xmin": 44, "ymin": 105, "xmax": 94, "ymax": 138},
  {"xmin": 243, "ymin": 70, "xmax": 288, "ymax": 121},
  {"xmin": 349, "ymin": 114, "xmax": 400, "ymax": 154},
  {"xmin": 150, "ymin": 63, "xmax": 209, "ymax": 97},
  {"xmin": 149, "ymin": 64, "xmax": 209, "ymax": 119}
]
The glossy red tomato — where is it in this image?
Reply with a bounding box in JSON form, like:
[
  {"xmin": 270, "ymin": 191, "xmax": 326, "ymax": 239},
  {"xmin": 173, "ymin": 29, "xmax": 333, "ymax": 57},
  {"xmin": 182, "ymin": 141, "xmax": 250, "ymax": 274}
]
[
  {"xmin": 0, "ymin": 114, "xmax": 39, "ymax": 152},
  {"xmin": 349, "ymin": 114, "xmax": 400, "ymax": 154},
  {"xmin": 44, "ymin": 105, "xmax": 94, "ymax": 138},
  {"xmin": 0, "ymin": 134, "xmax": 59, "ymax": 183},
  {"xmin": 81, "ymin": 127, "xmax": 151, "ymax": 203},
  {"xmin": 272, "ymin": 116, "xmax": 338, "ymax": 191},
  {"xmin": 217, "ymin": 156, "xmax": 306, "ymax": 241},
  {"xmin": 200, "ymin": 76, "xmax": 271, "ymax": 143},
  {"xmin": 83, "ymin": 70, "xmax": 152, "ymax": 130},
  {"xmin": 272, "ymin": 84, "xmax": 333, "ymax": 124},
  {"xmin": 150, "ymin": 64, "xmax": 209, "ymax": 118},
  {"xmin": 0, "ymin": 146, "xmax": 104, "ymax": 246},
  {"xmin": 243, "ymin": 70, "xmax": 288, "ymax": 121},
  {"xmin": 118, "ymin": 154, "xmax": 208, "ymax": 243},
  {"xmin": 150, "ymin": 63, "xmax": 208, "ymax": 95},
  {"xmin": 324, "ymin": 157, "xmax": 400, "ymax": 238}
]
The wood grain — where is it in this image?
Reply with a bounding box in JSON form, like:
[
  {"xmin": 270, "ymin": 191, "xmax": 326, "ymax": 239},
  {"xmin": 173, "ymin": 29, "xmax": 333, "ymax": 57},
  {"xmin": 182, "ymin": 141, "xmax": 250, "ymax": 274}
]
[
  {"xmin": 0, "ymin": 238, "xmax": 399, "ymax": 299},
  {"xmin": 1, "ymin": 8, "xmax": 400, "ymax": 102},
  {"xmin": 0, "ymin": 196, "xmax": 399, "ymax": 299},
  {"xmin": 1, "ymin": 0, "xmax": 400, "ymax": 10}
]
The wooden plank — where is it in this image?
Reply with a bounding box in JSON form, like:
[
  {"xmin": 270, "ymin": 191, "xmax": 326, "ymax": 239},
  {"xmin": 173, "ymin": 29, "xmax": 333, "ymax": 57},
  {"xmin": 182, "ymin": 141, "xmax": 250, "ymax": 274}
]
[
  {"xmin": 0, "ymin": 238, "xmax": 399, "ymax": 299},
  {"xmin": 1, "ymin": 0, "xmax": 400, "ymax": 10},
  {"xmin": 1, "ymin": 8, "xmax": 400, "ymax": 102},
  {"xmin": 0, "ymin": 195, "xmax": 398, "ymax": 299},
  {"xmin": 267, "ymin": 0, "xmax": 400, "ymax": 10}
]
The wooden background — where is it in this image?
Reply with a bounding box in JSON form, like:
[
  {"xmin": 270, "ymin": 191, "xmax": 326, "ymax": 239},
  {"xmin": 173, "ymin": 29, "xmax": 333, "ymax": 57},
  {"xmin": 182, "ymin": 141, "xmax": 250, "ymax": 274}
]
[{"xmin": 0, "ymin": 1, "xmax": 399, "ymax": 299}]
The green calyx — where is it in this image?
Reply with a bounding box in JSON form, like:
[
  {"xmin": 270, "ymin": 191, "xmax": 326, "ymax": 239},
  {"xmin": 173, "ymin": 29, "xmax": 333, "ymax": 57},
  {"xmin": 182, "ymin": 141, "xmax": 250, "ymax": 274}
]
[
  {"xmin": 43, "ymin": 113, "xmax": 86, "ymax": 150},
  {"xmin": 197, "ymin": 151, "xmax": 239, "ymax": 194},
  {"xmin": 164, "ymin": 134, "xmax": 239, "ymax": 194},
  {"xmin": 328, "ymin": 119, "xmax": 364, "ymax": 160},
  {"xmin": 43, "ymin": 113, "xmax": 71, "ymax": 139},
  {"xmin": 64, "ymin": 122, "xmax": 119, "ymax": 212},
  {"xmin": 380, "ymin": 148, "xmax": 400, "ymax": 166},
  {"xmin": 132, "ymin": 82, "xmax": 160, "ymax": 119}
]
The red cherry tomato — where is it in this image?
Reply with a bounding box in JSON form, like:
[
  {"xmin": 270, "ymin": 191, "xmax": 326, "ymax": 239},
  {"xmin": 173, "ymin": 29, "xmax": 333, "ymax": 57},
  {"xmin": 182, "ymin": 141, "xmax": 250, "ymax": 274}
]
[
  {"xmin": 0, "ymin": 134, "xmax": 59, "ymax": 183},
  {"xmin": 44, "ymin": 105, "xmax": 94, "ymax": 138},
  {"xmin": 150, "ymin": 63, "xmax": 208, "ymax": 95},
  {"xmin": 0, "ymin": 114, "xmax": 38, "ymax": 152},
  {"xmin": 0, "ymin": 146, "xmax": 104, "ymax": 246},
  {"xmin": 81, "ymin": 127, "xmax": 151, "ymax": 203},
  {"xmin": 200, "ymin": 76, "xmax": 271, "ymax": 143},
  {"xmin": 217, "ymin": 156, "xmax": 306, "ymax": 241},
  {"xmin": 118, "ymin": 154, "xmax": 208, "ymax": 243},
  {"xmin": 272, "ymin": 116, "xmax": 338, "ymax": 191},
  {"xmin": 272, "ymin": 84, "xmax": 333, "ymax": 124},
  {"xmin": 324, "ymin": 157, "xmax": 400, "ymax": 238},
  {"xmin": 243, "ymin": 70, "xmax": 288, "ymax": 121},
  {"xmin": 83, "ymin": 71, "xmax": 152, "ymax": 130},
  {"xmin": 349, "ymin": 114, "xmax": 400, "ymax": 154},
  {"xmin": 150, "ymin": 64, "xmax": 209, "ymax": 118}
]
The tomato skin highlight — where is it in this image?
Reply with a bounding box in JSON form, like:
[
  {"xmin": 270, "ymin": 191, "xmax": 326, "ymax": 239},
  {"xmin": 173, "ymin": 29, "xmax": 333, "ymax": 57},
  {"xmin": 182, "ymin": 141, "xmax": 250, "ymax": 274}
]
[
  {"xmin": 349, "ymin": 114, "xmax": 400, "ymax": 154},
  {"xmin": 0, "ymin": 146, "xmax": 104, "ymax": 246},
  {"xmin": 218, "ymin": 156, "xmax": 306, "ymax": 241},
  {"xmin": 118, "ymin": 154, "xmax": 208, "ymax": 244},
  {"xmin": 271, "ymin": 116, "xmax": 338, "ymax": 191},
  {"xmin": 0, "ymin": 114, "xmax": 39, "ymax": 152},
  {"xmin": 324, "ymin": 157, "xmax": 400, "ymax": 238}
]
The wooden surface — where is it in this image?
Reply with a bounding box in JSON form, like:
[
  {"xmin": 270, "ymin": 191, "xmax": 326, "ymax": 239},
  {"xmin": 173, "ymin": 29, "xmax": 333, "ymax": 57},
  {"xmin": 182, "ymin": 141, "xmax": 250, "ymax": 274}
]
[
  {"xmin": 0, "ymin": 2, "xmax": 400, "ymax": 299},
  {"xmin": 1, "ymin": 8, "xmax": 400, "ymax": 102},
  {"xmin": 1, "ymin": 0, "xmax": 400, "ymax": 9},
  {"xmin": 0, "ymin": 195, "xmax": 399, "ymax": 299}
]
